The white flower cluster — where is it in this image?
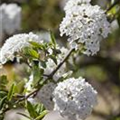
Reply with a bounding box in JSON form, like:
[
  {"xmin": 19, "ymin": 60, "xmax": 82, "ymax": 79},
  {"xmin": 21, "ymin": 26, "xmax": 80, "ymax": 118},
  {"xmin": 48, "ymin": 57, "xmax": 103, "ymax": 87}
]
[
  {"xmin": 60, "ymin": 0, "xmax": 111, "ymax": 55},
  {"xmin": 64, "ymin": 0, "xmax": 91, "ymax": 12},
  {"xmin": 0, "ymin": 32, "xmax": 43, "ymax": 64},
  {"xmin": 37, "ymin": 82, "xmax": 56, "ymax": 110},
  {"xmin": 53, "ymin": 77, "xmax": 97, "ymax": 120},
  {"xmin": 60, "ymin": 0, "xmax": 90, "ymax": 10},
  {"xmin": 0, "ymin": 3, "xmax": 21, "ymax": 35}
]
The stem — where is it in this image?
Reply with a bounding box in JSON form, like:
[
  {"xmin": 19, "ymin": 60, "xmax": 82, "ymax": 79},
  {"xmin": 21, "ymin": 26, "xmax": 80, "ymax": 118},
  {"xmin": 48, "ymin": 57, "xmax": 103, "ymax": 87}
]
[
  {"xmin": 48, "ymin": 48, "xmax": 75, "ymax": 78},
  {"xmin": 15, "ymin": 89, "xmax": 38, "ymax": 103},
  {"xmin": 105, "ymin": 0, "xmax": 120, "ymax": 13}
]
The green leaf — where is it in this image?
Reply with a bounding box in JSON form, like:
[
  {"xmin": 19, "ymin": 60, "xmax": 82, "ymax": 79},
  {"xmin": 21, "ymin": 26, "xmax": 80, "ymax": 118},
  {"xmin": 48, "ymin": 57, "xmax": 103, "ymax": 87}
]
[
  {"xmin": 35, "ymin": 110, "xmax": 48, "ymax": 120},
  {"xmin": 34, "ymin": 104, "xmax": 41, "ymax": 114},
  {"xmin": 50, "ymin": 31, "xmax": 56, "ymax": 48},
  {"xmin": 27, "ymin": 101, "xmax": 38, "ymax": 118},
  {"xmin": 0, "ymin": 90, "xmax": 7, "ymax": 98},
  {"xmin": 15, "ymin": 81, "xmax": 25, "ymax": 94},
  {"xmin": 32, "ymin": 65, "xmax": 44, "ymax": 87},
  {"xmin": 39, "ymin": 60, "xmax": 46, "ymax": 68},
  {"xmin": 34, "ymin": 104, "xmax": 45, "ymax": 114},
  {"xmin": 0, "ymin": 75, "xmax": 8, "ymax": 83},
  {"xmin": 7, "ymin": 84, "xmax": 15, "ymax": 101},
  {"xmin": 0, "ymin": 96, "xmax": 7, "ymax": 109},
  {"xmin": 0, "ymin": 75, "xmax": 8, "ymax": 90},
  {"xmin": 29, "ymin": 41, "xmax": 44, "ymax": 50},
  {"xmin": 39, "ymin": 104, "xmax": 46, "ymax": 113},
  {"xmin": 23, "ymin": 47, "xmax": 39, "ymax": 59}
]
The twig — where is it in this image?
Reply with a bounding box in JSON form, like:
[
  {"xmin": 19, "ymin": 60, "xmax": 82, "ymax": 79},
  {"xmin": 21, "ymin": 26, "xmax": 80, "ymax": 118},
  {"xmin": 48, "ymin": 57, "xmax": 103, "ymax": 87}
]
[
  {"xmin": 15, "ymin": 89, "xmax": 38, "ymax": 104},
  {"xmin": 48, "ymin": 48, "xmax": 75, "ymax": 78},
  {"xmin": 105, "ymin": 0, "xmax": 120, "ymax": 14}
]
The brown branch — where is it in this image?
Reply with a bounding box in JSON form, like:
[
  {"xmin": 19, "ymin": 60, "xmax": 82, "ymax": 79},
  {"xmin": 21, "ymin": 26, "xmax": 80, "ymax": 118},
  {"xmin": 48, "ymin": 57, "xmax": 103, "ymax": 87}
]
[
  {"xmin": 15, "ymin": 89, "xmax": 39, "ymax": 104},
  {"xmin": 48, "ymin": 48, "xmax": 75, "ymax": 78},
  {"xmin": 105, "ymin": 0, "xmax": 120, "ymax": 14}
]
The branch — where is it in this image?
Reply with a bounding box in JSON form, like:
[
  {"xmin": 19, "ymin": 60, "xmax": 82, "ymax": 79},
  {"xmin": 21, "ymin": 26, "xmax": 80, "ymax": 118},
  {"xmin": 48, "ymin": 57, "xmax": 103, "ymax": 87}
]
[
  {"xmin": 15, "ymin": 88, "xmax": 39, "ymax": 103},
  {"xmin": 48, "ymin": 48, "xmax": 75, "ymax": 78},
  {"xmin": 105, "ymin": 0, "xmax": 120, "ymax": 13}
]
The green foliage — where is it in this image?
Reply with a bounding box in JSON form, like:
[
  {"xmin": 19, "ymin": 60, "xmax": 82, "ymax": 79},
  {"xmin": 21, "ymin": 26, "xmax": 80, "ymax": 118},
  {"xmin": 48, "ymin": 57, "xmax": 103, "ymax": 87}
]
[
  {"xmin": 0, "ymin": 96, "xmax": 7, "ymax": 110},
  {"xmin": 35, "ymin": 104, "xmax": 45, "ymax": 114},
  {"xmin": 23, "ymin": 47, "xmax": 39, "ymax": 59},
  {"xmin": 0, "ymin": 75, "xmax": 8, "ymax": 90},
  {"xmin": 26, "ymin": 101, "xmax": 47, "ymax": 120},
  {"xmin": 0, "ymin": 76, "xmax": 9, "ymax": 116},
  {"xmin": 15, "ymin": 81, "xmax": 25, "ymax": 94},
  {"xmin": 32, "ymin": 65, "xmax": 44, "ymax": 87},
  {"xmin": 50, "ymin": 31, "xmax": 56, "ymax": 48},
  {"xmin": 0, "ymin": 90, "xmax": 7, "ymax": 98},
  {"xmin": 29, "ymin": 41, "xmax": 45, "ymax": 50},
  {"xmin": 35, "ymin": 110, "xmax": 48, "ymax": 120},
  {"xmin": 7, "ymin": 84, "xmax": 16, "ymax": 101},
  {"xmin": 27, "ymin": 101, "xmax": 38, "ymax": 118}
]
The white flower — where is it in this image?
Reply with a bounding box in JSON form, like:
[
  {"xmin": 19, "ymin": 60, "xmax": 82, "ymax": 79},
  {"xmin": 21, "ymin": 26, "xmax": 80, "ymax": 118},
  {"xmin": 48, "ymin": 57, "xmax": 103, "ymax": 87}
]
[
  {"xmin": 64, "ymin": 0, "xmax": 91, "ymax": 12},
  {"xmin": 36, "ymin": 82, "xmax": 56, "ymax": 110},
  {"xmin": 25, "ymin": 74, "xmax": 34, "ymax": 92},
  {"xmin": 53, "ymin": 77, "xmax": 97, "ymax": 120},
  {"xmin": 60, "ymin": 3, "xmax": 111, "ymax": 55},
  {"xmin": 0, "ymin": 32, "xmax": 43, "ymax": 64},
  {"xmin": 0, "ymin": 3, "xmax": 21, "ymax": 35}
]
